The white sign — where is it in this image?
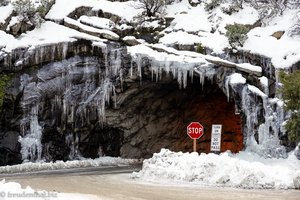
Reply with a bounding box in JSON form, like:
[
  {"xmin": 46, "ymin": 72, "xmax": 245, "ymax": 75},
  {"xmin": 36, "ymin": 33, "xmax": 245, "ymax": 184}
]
[{"xmin": 210, "ymin": 124, "xmax": 222, "ymax": 152}]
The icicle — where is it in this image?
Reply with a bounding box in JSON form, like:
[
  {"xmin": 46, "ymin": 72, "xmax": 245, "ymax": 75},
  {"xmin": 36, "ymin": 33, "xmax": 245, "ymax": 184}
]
[
  {"xmin": 182, "ymin": 69, "xmax": 188, "ymax": 89},
  {"xmin": 190, "ymin": 67, "xmax": 194, "ymax": 84},
  {"xmin": 18, "ymin": 104, "xmax": 43, "ymax": 162},
  {"xmin": 225, "ymin": 76, "xmax": 230, "ymax": 102},
  {"xmin": 51, "ymin": 45, "xmax": 56, "ymax": 61},
  {"xmin": 40, "ymin": 45, "xmax": 44, "ymax": 64},
  {"xmin": 130, "ymin": 59, "xmax": 134, "ymax": 78},
  {"xmin": 34, "ymin": 46, "xmax": 39, "ymax": 65},
  {"xmin": 242, "ymin": 86, "xmax": 258, "ymax": 147},
  {"xmin": 243, "ymin": 84, "xmax": 287, "ymax": 158},
  {"xmin": 62, "ymin": 42, "xmax": 68, "ymax": 59},
  {"xmin": 137, "ymin": 55, "xmax": 143, "ymax": 81},
  {"xmin": 65, "ymin": 133, "xmax": 82, "ymax": 160},
  {"xmin": 177, "ymin": 68, "xmax": 182, "ymax": 89}
]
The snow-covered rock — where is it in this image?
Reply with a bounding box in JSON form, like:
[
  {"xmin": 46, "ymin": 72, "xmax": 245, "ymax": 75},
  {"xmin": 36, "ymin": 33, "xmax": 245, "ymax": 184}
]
[
  {"xmin": 123, "ymin": 36, "xmax": 141, "ymax": 46},
  {"xmin": 64, "ymin": 17, "xmax": 119, "ymax": 41},
  {"xmin": 79, "ymin": 16, "xmax": 115, "ymax": 30}
]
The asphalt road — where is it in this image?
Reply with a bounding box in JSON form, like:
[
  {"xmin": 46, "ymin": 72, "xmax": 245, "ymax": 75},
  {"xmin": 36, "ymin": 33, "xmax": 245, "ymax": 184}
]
[{"xmin": 2, "ymin": 165, "xmax": 300, "ymax": 200}]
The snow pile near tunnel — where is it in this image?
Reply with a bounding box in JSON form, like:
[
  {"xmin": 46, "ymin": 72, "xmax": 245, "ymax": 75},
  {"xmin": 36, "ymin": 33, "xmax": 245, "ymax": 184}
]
[
  {"xmin": 132, "ymin": 149, "xmax": 300, "ymax": 189},
  {"xmin": 0, "ymin": 180, "xmax": 100, "ymax": 200},
  {"xmin": 0, "ymin": 157, "xmax": 138, "ymax": 174}
]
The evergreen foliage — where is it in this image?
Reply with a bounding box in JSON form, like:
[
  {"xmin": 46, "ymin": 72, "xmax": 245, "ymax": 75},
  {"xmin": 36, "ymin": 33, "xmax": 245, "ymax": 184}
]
[
  {"xmin": 0, "ymin": 74, "xmax": 11, "ymax": 109},
  {"xmin": 225, "ymin": 23, "xmax": 250, "ymax": 48},
  {"xmin": 196, "ymin": 43, "xmax": 205, "ymax": 54},
  {"xmin": 279, "ymin": 70, "xmax": 300, "ymax": 142}
]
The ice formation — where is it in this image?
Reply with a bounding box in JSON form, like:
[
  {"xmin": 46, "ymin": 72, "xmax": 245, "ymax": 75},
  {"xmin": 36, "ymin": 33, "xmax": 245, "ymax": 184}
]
[{"xmin": 18, "ymin": 45, "xmax": 123, "ymax": 162}]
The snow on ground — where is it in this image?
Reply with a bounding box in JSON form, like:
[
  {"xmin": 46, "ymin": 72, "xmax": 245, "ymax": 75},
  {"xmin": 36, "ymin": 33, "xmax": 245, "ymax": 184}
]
[
  {"xmin": 79, "ymin": 16, "xmax": 115, "ymax": 30},
  {"xmin": 0, "ymin": 21, "xmax": 103, "ymax": 52},
  {"xmin": 46, "ymin": 0, "xmax": 142, "ymax": 22},
  {"xmin": 236, "ymin": 63, "xmax": 262, "ymax": 74},
  {"xmin": 1, "ymin": 0, "xmax": 299, "ymax": 69},
  {"xmin": 169, "ymin": 6, "xmax": 211, "ymax": 33},
  {"xmin": 0, "ymin": 180, "xmax": 100, "ymax": 200},
  {"xmin": 210, "ymin": 3, "xmax": 259, "ymax": 34},
  {"xmin": 162, "ymin": 0, "xmax": 300, "ymax": 68},
  {"xmin": 45, "ymin": 0, "xmax": 99, "ymax": 22},
  {"xmin": 243, "ymin": 9, "xmax": 300, "ymax": 69},
  {"xmin": 0, "ymin": 157, "xmax": 138, "ymax": 174},
  {"xmin": 0, "ymin": 4, "xmax": 13, "ymax": 24},
  {"xmin": 132, "ymin": 149, "xmax": 300, "ymax": 189},
  {"xmin": 163, "ymin": 0, "xmax": 259, "ymax": 54},
  {"xmin": 64, "ymin": 17, "xmax": 119, "ymax": 40},
  {"xmin": 159, "ymin": 31, "xmax": 202, "ymax": 45}
]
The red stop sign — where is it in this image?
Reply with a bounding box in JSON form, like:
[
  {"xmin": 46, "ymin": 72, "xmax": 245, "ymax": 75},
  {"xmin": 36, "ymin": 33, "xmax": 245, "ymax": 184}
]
[{"xmin": 187, "ymin": 122, "xmax": 204, "ymax": 139}]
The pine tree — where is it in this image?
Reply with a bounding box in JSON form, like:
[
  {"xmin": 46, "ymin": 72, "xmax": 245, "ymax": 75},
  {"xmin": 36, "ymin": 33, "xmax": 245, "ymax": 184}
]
[{"xmin": 280, "ymin": 70, "xmax": 300, "ymax": 142}]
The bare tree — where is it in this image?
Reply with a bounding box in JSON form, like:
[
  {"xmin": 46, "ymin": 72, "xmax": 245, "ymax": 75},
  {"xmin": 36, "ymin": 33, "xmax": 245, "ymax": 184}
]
[
  {"xmin": 0, "ymin": 0, "xmax": 9, "ymax": 6},
  {"xmin": 289, "ymin": 11, "xmax": 300, "ymax": 37},
  {"xmin": 136, "ymin": 0, "xmax": 165, "ymax": 17}
]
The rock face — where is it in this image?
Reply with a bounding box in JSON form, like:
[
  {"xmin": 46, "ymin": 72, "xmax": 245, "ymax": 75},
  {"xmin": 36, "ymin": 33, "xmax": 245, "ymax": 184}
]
[
  {"xmin": 0, "ymin": 44, "xmax": 244, "ymax": 164},
  {"xmin": 0, "ymin": 0, "xmax": 294, "ymax": 165}
]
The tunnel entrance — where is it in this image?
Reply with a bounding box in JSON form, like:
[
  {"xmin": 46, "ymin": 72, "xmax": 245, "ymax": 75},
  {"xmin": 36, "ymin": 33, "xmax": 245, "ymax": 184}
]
[
  {"xmin": 109, "ymin": 76, "xmax": 244, "ymax": 158},
  {"xmin": 1, "ymin": 56, "xmax": 244, "ymax": 165}
]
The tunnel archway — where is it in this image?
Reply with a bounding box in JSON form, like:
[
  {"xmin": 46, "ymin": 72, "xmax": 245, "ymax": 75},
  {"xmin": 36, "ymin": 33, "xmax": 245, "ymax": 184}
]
[
  {"xmin": 1, "ymin": 55, "xmax": 244, "ymax": 164},
  {"xmin": 104, "ymin": 75, "xmax": 244, "ymax": 158}
]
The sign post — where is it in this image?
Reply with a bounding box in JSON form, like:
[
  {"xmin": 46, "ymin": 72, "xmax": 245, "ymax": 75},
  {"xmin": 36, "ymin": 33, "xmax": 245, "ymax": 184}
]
[
  {"xmin": 187, "ymin": 122, "xmax": 204, "ymax": 152},
  {"xmin": 210, "ymin": 124, "xmax": 222, "ymax": 152}
]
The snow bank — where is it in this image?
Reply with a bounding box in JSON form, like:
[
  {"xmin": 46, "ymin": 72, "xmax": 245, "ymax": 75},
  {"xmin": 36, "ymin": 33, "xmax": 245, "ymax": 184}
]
[
  {"xmin": 0, "ymin": 21, "xmax": 103, "ymax": 52},
  {"xmin": 0, "ymin": 157, "xmax": 138, "ymax": 174},
  {"xmin": 46, "ymin": 0, "xmax": 141, "ymax": 22},
  {"xmin": 0, "ymin": 180, "xmax": 100, "ymax": 200},
  {"xmin": 243, "ymin": 9, "xmax": 300, "ymax": 69},
  {"xmin": 64, "ymin": 17, "xmax": 119, "ymax": 40},
  {"xmin": 46, "ymin": 0, "xmax": 99, "ymax": 22},
  {"xmin": 79, "ymin": 16, "xmax": 115, "ymax": 30},
  {"xmin": 159, "ymin": 31, "xmax": 202, "ymax": 46},
  {"xmin": 132, "ymin": 149, "xmax": 300, "ymax": 189},
  {"xmin": 170, "ymin": 6, "xmax": 211, "ymax": 33},
  {"xmin": 0, "ymin": 4, "xmax": 13, "ymax": 24}
]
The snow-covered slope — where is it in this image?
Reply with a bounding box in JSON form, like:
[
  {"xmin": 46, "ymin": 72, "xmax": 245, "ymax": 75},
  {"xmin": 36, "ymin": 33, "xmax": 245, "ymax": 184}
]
[
  {"xmin": 161, "ymin": 0, "xmax": 300, "ymax": 69},
  {"xmin": 46, "ymin": 0, "xmax": 142, "ymax": 22},
  {"xmin": 0, "ymin": 21, "xmax": 103, "ymax": 52},
  {"xmin": 2, "ymin": 0, "xmax": 300, "ymax": 69}
]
